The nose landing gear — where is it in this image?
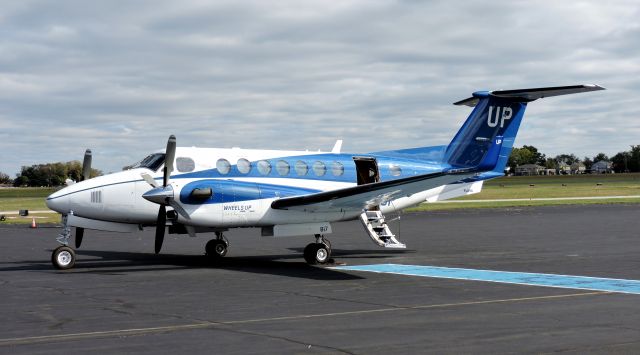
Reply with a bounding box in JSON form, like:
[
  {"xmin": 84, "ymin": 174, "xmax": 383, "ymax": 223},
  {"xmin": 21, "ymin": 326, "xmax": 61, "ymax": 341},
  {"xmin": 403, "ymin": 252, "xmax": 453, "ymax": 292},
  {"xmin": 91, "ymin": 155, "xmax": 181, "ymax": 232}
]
[
  {"xmin": 51, "ymin": 214, "xmax": 76, "ymax": 270},
  {"xmin": 52, "ymin": 245, "xmax": 76, "ymax": 270}
]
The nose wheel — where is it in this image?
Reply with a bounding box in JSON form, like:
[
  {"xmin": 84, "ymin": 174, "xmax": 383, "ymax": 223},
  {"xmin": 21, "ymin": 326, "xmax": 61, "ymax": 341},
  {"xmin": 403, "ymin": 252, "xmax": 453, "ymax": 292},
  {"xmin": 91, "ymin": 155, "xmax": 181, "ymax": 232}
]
[
  {"xmin": 304, "ymin": 234, "xmax": 332, "ymax": 265},
  {"xmin": 51, "ymin": 213, "xmax": 77, "ymax": 270},
  {"xmin": 52, "ymin": 246, "xmax": 76, "ymax": 270}
]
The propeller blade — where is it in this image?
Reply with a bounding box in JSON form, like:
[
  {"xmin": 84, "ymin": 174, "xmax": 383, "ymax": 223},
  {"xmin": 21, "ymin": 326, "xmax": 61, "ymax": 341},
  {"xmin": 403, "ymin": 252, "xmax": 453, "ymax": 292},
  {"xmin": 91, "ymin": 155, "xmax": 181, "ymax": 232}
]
[
  {"xmin": 163, "ymin": 135, "xmax": 176, "ymax": 187},
  {"xmin": 155, "ymin": 205, "xmax": 166, "ymax": 254},
  {"xmin": 81, "ymin": 149, "xmax": 92, "ymax": 181},
  {"xmin": 75, "ymin": 227, "xmax": 84, "ymax": 248},
  {"xmin": 141, "ymin": 173, "xmax": 159, "ymax": 188},
  {"xmin": 169, "ymin": 201, "xmax": 191, "ymax": 220}
]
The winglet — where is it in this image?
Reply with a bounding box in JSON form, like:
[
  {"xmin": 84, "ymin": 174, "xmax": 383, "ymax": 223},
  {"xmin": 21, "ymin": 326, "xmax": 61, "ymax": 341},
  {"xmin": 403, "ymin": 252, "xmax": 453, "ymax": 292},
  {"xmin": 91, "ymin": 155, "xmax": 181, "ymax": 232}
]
[{"xmin": 331, "ymin": 139, "xmax": 343, "ymax": 154}]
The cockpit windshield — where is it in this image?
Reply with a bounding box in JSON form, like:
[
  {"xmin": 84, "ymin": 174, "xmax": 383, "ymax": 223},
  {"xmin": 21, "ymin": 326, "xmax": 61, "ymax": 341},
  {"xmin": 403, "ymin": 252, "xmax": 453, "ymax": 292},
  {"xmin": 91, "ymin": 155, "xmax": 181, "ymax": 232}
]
[{"xmin": 124, "ymin": 153, "xmax": 166, "ymax": 171}]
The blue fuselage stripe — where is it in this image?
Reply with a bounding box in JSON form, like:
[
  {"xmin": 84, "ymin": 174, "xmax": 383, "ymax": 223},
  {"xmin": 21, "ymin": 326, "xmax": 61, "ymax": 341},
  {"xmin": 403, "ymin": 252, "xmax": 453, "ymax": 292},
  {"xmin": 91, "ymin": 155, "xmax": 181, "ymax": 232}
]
[{"xmin": 332, "ymin": 264, "xmax": 640, "ymax": 295}]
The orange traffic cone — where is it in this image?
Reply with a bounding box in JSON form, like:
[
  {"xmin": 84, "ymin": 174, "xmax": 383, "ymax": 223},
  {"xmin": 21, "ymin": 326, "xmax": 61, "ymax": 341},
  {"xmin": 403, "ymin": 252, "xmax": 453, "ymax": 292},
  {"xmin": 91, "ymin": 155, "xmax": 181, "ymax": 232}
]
[{"xmin": 30, "ymin": 217, "xmax": 37, "ymax": 229}]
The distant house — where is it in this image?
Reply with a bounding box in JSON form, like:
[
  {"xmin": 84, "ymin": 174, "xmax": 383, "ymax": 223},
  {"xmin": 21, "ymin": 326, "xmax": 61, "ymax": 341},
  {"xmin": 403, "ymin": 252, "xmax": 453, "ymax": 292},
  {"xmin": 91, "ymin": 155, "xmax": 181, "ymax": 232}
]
[
  {"xmin": 556, "ymin": 161, "xmax": 585, "ymax": 175},
  {"xmin": 558, "ymin": 162, "xmax": 572, "ymax": 174},
  {"xmin": 515, "ymin": 164, "xmax": 545, "ymax": 176},
  {"xmin": 591, "ymin": 160, "xmax": 613, "ymax": 174},
  {"xmin": 570, "ymin": 162, "xmax": 586, "ymax": 174}
]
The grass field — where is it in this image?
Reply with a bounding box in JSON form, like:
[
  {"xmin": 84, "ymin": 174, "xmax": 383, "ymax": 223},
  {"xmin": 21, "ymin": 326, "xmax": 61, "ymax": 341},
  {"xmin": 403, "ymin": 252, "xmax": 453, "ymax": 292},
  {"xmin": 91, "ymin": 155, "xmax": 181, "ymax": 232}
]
[
  {"xmin": 1, "ymin": 174, "xmax": 640, "ymax": 224},
  {"xmin": 457, "ymin": 173, "xmax": 640, "ymax": 200},
  {"xmin": 0, "ymin": 188, "xmax": 59, "ymax": 224},
  {"xmin": 408, "ymin": 173, "xmax": 640, "ymax": 212},
  {"xmin": 0, "ymin": 188, "xmax": 57, "ymax": 211}
]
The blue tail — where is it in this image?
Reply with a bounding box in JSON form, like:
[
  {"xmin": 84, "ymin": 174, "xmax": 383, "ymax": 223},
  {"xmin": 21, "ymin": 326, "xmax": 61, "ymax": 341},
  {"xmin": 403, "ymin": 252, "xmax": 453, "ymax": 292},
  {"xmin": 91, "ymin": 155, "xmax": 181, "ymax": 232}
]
[
  {"xmin": 446, "ymin": 85, "xmax": 604, "ymax": 173},
  {"xmin": 444, "ymin": 91, "xmax": 525, "ymax": 173},
  {"xmin": 372, "ymin": 85, "xmax": 604, "ymax": 173}
]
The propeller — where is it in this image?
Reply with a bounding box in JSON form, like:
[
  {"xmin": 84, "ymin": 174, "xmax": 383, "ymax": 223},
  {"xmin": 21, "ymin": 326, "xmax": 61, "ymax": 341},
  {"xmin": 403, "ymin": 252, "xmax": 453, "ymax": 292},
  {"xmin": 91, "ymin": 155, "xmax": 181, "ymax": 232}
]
[
  {"xmin": 141, "ymin": 135, "xmax": 181, "ymax": 254},
  {"xmin": 155, "ymin": 205, "xmax": 166, "ymax": 254},
  {"xmin": 81, "ymin": 149, "xmax": 92, "ymax": 181},
  {"xmin": 75, "ymin": 149, "xmax": 92, "ymax": 248}
]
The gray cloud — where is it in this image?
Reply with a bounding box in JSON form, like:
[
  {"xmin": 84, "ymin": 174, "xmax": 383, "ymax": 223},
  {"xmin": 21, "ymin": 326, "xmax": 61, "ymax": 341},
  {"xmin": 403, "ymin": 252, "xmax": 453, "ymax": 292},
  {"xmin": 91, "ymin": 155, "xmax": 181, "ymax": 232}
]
[{"xmin": 1, "ymin": 0, "xmax": 638, "ymax": 175}]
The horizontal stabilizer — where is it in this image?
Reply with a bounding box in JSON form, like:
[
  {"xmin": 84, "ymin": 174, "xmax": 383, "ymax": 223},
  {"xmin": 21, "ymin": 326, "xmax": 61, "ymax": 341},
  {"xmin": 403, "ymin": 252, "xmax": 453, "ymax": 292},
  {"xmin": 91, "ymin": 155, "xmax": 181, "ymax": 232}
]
[{"xmin": 454, "ymin": 84, "xmax": 605, "ymax": 107}]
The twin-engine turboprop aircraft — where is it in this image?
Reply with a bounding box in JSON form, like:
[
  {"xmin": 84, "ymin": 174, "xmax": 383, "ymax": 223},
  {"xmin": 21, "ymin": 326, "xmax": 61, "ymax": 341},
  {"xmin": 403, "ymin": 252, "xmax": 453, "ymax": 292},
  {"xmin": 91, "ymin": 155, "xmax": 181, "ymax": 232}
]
[{"xmin": 46, "ymin": 85, "xmax": 604, "ymax": 269}]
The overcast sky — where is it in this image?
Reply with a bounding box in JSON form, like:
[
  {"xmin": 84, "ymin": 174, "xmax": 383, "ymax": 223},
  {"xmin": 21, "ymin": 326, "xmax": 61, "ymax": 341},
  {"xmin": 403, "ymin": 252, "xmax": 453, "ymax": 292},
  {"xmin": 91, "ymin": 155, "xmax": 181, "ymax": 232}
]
[{"xmin": 1, "ymin": 0, "xmax": 638, "ymax": 175}]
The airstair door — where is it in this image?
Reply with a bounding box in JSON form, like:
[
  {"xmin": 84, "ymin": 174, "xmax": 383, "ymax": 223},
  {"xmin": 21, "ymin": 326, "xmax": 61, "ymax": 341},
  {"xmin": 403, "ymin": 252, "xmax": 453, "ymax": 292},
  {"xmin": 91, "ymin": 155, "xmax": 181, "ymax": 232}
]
[{"xmin": 353, "ymin": 157, "xmax": 380, "ymax": 185}]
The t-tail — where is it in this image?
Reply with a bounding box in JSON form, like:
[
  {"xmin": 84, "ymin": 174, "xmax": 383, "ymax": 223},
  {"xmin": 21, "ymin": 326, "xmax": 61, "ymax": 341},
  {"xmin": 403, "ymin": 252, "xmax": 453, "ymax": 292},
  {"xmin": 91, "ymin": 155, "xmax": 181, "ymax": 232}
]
[{"xmin": 443, "ymin": 84, "xmax": 605, "ymax": 173}]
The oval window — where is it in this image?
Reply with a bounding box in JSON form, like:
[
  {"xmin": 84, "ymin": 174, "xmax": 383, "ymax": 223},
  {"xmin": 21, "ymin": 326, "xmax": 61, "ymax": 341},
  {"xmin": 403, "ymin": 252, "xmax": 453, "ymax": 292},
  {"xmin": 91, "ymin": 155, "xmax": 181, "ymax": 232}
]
[
  {"xmin": 295, "ymin": 161, "xmax": 308, "ymax": 176},
  {"xmin": 176, "ymin": 157, "xmax": 195, "ymax": 172},
  {"xmin": 216, "ymin": 158, "xmax": 231, "ymax": 175},
  {"xmin": 257, "ymin": 160, "xmax": 272, "ymax": 175},
  {"xmin": 331, "ymin": 162, "xmax": 344, "ymax": 177},
  {"xmin": 312, "ymin": 161, "xmax": 326, "ymax": 177},
  {"xmin": 237, "ymin": 158, "xmax": 251, "ymax": 174},
  {"xmin": 389, "ymin": 164, "xmax": 402, "ymax": 176},
  {"xmin": 276, "ymin": 160, "xmax": 290, "ymax": 176}
]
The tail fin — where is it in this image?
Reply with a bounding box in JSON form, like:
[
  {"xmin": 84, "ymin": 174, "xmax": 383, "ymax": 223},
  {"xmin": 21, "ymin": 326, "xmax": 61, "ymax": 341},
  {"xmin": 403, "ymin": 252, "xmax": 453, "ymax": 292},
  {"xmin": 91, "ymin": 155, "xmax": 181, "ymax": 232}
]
[{"xmin": 444, "ymin": 84, "xmax": 604, "ymax": 172}]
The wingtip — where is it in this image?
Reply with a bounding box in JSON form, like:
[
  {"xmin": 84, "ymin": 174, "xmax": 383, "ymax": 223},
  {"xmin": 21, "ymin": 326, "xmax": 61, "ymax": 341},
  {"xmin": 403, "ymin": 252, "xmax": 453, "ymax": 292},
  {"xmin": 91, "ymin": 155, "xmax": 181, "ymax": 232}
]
[{"xmin": 586, "ymin": 84, "xmax": 606, "ymax": 91}]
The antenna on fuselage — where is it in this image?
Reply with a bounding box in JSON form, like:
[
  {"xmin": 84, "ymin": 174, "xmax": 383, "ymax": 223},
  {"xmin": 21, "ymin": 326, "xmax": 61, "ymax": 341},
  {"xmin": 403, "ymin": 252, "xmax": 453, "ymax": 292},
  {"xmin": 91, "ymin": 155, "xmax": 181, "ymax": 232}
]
[{"xmin": 331, "ymin": 140, "xmax": 343, "ymax": 154}]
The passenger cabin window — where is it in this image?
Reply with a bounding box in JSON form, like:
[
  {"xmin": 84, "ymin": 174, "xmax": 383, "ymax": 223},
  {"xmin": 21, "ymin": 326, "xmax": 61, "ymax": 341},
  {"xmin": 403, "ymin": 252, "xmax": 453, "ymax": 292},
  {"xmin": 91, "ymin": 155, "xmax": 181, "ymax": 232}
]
[
  {"xmin": 276, "ymin": 160, "xmax": 290, "ymax": 176},
  {"xmin": 125, "ymin": 153, "xmax": 165, "ymax": 171},
  {"xmin": 295, "ymin": 161, "xmax": 308, "ymax": 176},
  {"xmin": 257, "ymin": 160, "xmax": 271, "ymax": 175},
  {"xmin": 217, "ymin": 159, "xmax": 231, "ymax": 175},
  {"xmin": 389, "ymin": 164, "xmax": 402, "ymax": 176},
  {"xmin": 237, "ymin": 158, "xmax": 251, "ymax": 174},
  {"xmin": 312, "ymin": 161, "xmax": 326, "ymax": 177},
  {"xmin": 331, "ymin": 162, "xmax": 344, "ymax": 177},
  {"xmin": 176, "ymin": 157, "xmax": 195, "ymax": 172}
]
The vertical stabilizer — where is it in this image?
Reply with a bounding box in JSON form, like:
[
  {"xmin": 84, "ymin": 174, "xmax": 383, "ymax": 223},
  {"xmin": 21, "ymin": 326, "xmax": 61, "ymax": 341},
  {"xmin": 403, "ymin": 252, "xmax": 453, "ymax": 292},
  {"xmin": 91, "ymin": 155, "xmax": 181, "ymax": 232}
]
[{"xmin": 445, "ymin": 84, "xmax": 604, "ymax": 173}]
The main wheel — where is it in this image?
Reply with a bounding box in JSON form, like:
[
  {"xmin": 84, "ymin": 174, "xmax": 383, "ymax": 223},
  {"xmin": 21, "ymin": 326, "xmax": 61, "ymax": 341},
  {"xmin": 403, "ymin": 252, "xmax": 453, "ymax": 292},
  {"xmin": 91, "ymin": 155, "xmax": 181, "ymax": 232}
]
[
  {"xmin": 303, "ymin": 243, "xmax": 330, "ymax": 265},
  {"xmin": 52, "ymin": 246, "xmax": 76, "ymax": 270},
  {"xmin": 205, "ymin": 239, "xmax": 228, "ymax": 258}
]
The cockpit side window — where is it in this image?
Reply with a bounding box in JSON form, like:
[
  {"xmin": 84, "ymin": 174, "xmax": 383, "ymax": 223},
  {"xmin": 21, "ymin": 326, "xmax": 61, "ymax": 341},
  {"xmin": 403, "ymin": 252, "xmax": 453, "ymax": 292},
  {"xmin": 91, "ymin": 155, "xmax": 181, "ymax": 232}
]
[
  {"xmin": 176, "ymin": 157, "xmax": 195, "ymax": 172},
  {"xmin": 125, "ymin": 153, "xmax": 166, "ymax": 171}
]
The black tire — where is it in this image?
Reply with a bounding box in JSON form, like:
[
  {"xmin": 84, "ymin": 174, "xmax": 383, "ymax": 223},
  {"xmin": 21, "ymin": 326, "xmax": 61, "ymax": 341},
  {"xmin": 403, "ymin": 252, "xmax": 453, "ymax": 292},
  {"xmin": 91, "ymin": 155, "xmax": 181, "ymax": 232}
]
[
  {"xmin": 206, "ymin": 239, "xmax": 228, "ymax": 258},
  {"xmin": 303, "ymin": 243, "xmax": 317, "ymax": 264},
  {"xmin": 52, "ymin": 246, "xmax": 75, "ymax": 270},
  {"xmin": 303, "ymin": 243, "xmax": 330, "ymax": 265}
]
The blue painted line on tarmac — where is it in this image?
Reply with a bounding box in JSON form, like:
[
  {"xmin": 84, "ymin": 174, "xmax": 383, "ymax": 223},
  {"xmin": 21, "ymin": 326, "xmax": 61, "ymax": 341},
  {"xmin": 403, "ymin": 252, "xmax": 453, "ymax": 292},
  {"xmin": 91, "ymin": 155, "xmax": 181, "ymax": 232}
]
[{"xmin": 331, "ymin": 264, "xmax": 640, "ymax": 295}]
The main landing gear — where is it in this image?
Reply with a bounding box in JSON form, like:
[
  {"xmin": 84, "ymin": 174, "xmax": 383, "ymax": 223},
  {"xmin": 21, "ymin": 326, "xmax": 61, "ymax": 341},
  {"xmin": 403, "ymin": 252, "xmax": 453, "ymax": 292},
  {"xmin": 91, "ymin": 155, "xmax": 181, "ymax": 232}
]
[
  {"xmin": 205, "ymin": 231, "xmax": 229, "ymax": 260},
  {"xmin": 303, "ymin": 234, "xmax": 332, "ymax": 265},
  {"xmin": 52, "ymin": 214, "xmax": 76, "ymax": 270}
]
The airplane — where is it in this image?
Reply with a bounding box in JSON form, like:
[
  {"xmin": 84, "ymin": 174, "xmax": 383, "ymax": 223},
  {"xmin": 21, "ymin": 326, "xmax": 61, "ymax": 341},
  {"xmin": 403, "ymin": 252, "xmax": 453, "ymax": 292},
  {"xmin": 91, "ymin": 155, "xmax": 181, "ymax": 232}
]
[{"xmin": 45, "ymin": 84, "xmax": 604, "ymax": 269}]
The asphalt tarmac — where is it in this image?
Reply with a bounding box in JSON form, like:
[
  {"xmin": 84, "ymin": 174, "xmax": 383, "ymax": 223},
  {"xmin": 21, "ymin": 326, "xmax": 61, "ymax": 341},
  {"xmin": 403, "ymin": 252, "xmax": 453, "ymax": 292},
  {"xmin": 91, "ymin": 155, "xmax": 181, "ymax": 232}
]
[{"xmin": 1, "ymin": 204, "xmax": 640, "ymax": 354}]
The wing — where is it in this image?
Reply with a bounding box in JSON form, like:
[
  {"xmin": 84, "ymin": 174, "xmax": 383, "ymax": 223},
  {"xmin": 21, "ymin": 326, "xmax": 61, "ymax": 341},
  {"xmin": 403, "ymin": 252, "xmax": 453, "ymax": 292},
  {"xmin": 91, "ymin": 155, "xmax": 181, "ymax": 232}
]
[{"xmin": 270, "ymin": 169, "xmax": 478, "ymax": 212}]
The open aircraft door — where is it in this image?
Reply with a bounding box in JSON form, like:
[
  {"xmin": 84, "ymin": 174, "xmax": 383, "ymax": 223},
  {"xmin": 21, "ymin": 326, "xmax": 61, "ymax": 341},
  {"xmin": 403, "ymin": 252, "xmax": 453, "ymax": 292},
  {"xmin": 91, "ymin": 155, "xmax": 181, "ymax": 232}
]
[{"xmin": 353, "ymin": 156, "xmax": 380, "ymax": 185}]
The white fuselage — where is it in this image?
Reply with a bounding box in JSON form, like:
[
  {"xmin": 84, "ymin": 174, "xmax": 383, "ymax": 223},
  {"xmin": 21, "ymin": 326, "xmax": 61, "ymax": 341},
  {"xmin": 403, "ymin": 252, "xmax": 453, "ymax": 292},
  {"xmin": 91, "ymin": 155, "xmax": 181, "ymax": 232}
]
[{"xmin": 46, "ymin": 146, "xmax": 483, "ymax": 230}]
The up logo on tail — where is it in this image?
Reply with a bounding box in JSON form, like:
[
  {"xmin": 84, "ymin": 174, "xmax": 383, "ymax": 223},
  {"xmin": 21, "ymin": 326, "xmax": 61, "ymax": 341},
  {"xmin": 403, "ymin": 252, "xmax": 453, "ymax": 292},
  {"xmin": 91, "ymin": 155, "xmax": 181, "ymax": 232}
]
[{"xmin": 487, "ymin": 106, "xmax": 512, "ymax": 128}]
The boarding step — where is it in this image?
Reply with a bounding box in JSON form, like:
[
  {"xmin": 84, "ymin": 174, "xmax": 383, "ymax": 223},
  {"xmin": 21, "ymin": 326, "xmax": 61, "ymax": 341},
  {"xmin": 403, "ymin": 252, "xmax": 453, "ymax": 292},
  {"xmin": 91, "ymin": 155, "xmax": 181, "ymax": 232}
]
[{"xmin": 359, "ymin": 210, "xmax": 406, "ymax": 249}]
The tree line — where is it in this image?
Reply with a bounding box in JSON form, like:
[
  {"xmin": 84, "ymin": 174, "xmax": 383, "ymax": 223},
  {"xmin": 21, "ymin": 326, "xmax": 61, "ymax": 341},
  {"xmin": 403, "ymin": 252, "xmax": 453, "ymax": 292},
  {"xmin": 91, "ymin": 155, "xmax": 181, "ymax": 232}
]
[
  {"xmin": 507, "ymin": 145, "xmax": 640, "ymax": 173},
  {"xmin": 4, "ymin": 162, "xmax": 102, "ymax": 187}
]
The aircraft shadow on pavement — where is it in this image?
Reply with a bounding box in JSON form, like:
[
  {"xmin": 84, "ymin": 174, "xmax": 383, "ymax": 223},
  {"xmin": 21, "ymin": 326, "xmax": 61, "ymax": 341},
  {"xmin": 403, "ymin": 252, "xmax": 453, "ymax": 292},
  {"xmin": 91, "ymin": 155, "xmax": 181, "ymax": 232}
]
[
  {"xmin": 288, "ymin": 247, "xmax": 414, "ymax": 260},
  {"xmin": 0, "ymin": 249, "xmax": 376, "ymax": 280}
]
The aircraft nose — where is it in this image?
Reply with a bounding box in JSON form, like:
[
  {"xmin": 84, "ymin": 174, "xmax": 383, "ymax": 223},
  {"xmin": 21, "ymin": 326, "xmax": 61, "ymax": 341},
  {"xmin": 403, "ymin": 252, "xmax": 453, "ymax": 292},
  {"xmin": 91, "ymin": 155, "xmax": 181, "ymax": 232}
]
[{"xmin": 46, "ymin": 189, "xmax": 70, "ymax": 214}]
